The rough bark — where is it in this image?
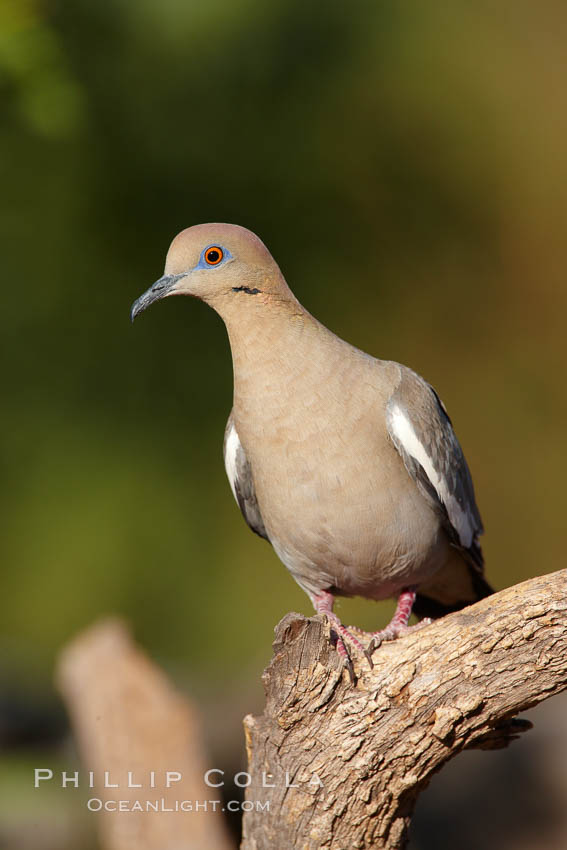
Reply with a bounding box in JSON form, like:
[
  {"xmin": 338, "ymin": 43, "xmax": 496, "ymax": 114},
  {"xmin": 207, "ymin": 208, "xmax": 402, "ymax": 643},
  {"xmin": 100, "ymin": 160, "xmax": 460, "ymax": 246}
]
[{"xmin": 241, "ymin": 569, "xmax": 567, "ymax": 850}]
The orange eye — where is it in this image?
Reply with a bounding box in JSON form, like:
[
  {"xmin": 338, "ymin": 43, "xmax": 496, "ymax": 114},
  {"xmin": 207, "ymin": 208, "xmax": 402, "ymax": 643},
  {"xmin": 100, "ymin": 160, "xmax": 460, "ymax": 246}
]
[{"xmin": 205, "ymin": 246, "xmax": 224, "ymax": 265}]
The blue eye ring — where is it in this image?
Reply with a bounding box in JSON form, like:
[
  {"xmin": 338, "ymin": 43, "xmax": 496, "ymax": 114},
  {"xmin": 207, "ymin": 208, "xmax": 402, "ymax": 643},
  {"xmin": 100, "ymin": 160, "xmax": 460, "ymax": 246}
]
[
  {"xmin": 204, "ymin": 245, "xmax": 223, "ymax": 265},
  {"xmin": 196, "ymin": 244, "xmax": 232, "ymax": 270}
]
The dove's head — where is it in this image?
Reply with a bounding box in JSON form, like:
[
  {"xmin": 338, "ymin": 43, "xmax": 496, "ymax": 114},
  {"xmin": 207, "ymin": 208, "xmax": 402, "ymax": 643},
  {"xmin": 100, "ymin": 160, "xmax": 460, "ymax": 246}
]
[{"xmin": 130, "ymin": 223, "xmax": 292, "ymax": 321}]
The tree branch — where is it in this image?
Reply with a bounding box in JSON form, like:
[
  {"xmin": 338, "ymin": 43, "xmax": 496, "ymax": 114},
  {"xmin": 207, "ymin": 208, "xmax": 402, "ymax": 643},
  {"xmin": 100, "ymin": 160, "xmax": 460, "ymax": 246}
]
[{"xmin": 240, "ymin": 569, "xmax": 567, "ymax": 850}]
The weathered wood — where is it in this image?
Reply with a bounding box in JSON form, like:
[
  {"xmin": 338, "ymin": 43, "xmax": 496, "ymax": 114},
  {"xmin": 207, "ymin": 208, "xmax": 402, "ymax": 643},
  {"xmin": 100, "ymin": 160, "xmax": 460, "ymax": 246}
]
[
  {"xmin": 241, "ymin": 569, "xmax": 567, "ymax": 849},
  {"xmin": 56, "ymin": 619, "xmax": 234, "ymax": 850}
]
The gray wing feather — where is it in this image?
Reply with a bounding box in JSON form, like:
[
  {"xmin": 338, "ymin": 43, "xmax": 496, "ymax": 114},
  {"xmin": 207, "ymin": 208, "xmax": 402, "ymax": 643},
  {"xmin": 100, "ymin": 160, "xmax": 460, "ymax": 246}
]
[
  {"xmin": 223, "ymin": 413, "xmax": 269, "ymax": 541},
  {"xmin": 386, "ymin": 368, "xmax": 484, "ymax": 568}
]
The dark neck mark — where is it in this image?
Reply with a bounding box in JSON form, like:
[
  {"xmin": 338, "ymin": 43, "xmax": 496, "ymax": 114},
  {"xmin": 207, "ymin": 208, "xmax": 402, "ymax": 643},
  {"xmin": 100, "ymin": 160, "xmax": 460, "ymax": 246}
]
[{"xmin": 232, "ymin": 286, "xmax": 262, "ymax": 295}]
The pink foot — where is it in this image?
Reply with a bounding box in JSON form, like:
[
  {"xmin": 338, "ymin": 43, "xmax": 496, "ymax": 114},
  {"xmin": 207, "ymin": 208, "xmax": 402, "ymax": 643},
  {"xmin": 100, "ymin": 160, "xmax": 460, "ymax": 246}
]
[
  {"xmin": 367, "ymin": 589, "xmax": 431, "ymax": 654},
  {"xmin": 311, "ymin": 588, "xmax": 433, "ymax": 679},
  {"xmin": 311, "ymin": 590, "xmax": 374, "ymax": 681}
]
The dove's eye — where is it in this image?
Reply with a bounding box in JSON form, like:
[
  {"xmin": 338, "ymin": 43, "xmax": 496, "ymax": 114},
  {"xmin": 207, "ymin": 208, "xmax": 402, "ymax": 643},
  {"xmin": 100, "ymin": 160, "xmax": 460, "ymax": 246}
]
[{"xmin": 204, "ymin": 246, "xmax": 223, "ymax": 265}]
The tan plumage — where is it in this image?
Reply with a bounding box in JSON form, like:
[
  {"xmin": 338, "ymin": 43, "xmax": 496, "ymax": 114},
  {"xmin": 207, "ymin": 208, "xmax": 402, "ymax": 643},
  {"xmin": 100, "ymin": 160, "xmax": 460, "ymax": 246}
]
[{"xmin": 131, "ymin": 223, "xmax": 492, "ymax": 671}]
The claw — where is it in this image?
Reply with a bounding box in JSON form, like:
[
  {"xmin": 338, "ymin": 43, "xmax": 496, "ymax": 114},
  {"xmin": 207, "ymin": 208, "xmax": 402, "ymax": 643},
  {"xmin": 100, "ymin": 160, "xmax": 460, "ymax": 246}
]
[
  {"xmin": 367, "ymin": 636, "xmax": 379, "ymax": 656},
  {"xmin": 344, "ymin": 654, "xmax": 356, "ymax": 684},
  {"xmin": 312, "ymin": 588, "xmax": 430, "ymax": 678},
  {"xmin": 330, "ymin": 628, "xmax": 357, "ymax": 683}
]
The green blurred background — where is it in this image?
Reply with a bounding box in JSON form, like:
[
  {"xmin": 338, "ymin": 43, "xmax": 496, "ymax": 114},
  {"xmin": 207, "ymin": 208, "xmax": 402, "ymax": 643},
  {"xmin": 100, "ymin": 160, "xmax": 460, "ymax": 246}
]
[{"xmin": 1, "ymin": 0, "xmax": 566, "ymax": 846}]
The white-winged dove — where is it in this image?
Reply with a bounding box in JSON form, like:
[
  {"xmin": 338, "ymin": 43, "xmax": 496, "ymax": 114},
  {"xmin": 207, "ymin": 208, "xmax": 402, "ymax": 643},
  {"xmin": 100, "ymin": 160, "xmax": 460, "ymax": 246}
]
[{"xmin": 131, "ymin": 223, "xmax": 492, "ymax": 676}]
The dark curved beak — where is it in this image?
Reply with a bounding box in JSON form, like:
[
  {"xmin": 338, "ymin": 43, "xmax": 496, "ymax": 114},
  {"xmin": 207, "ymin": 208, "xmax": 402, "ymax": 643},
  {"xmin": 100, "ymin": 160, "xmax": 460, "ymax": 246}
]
[{"xmin": 130, "ymin": 273, "xmax": 187, "ymax": 322}]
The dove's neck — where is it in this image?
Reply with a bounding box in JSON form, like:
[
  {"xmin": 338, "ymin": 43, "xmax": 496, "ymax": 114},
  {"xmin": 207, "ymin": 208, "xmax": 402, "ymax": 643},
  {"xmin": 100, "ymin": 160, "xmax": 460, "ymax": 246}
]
[{"xmin": 213, "ymin": 277, "xmax": 341, "ymax": 432}]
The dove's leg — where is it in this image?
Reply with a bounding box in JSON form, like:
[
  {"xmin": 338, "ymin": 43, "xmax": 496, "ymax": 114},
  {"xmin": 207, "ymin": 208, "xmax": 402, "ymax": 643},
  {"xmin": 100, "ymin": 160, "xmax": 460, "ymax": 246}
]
[
  {"xmin": 367, "ymin": 589, "xmax": 431, "ymax": 654},
  {"xmin": 311, "ymin": 590, "xmax": 374, "ymax": 680}
]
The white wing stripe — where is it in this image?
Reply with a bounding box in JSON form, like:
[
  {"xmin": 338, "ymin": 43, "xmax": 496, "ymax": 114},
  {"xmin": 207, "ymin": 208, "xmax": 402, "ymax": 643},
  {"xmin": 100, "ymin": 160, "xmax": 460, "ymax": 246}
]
[
  {"xmin": 224, "ymin": 423, "xmax": 240, "ymax": 502},
  {"xmin": 389, "ymin": 405, "xmax": 473, "ymax": 547}
]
